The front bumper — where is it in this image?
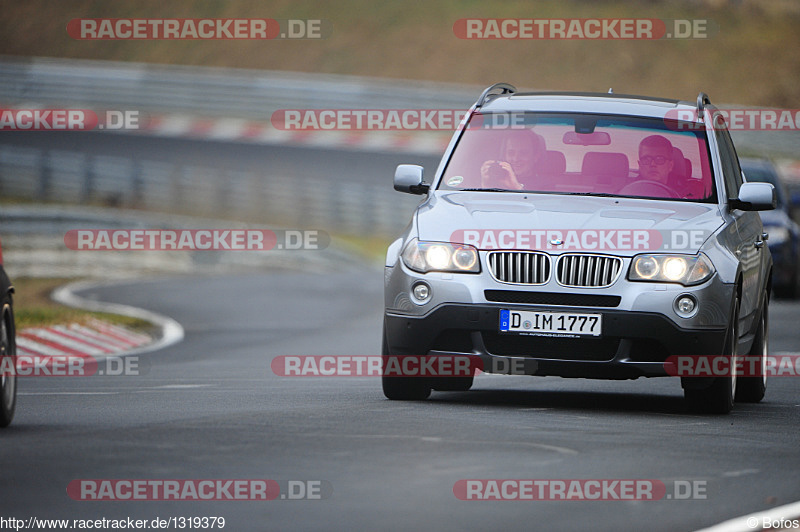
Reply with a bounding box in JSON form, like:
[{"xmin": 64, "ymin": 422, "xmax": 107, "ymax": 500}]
[{"xmin": 385, "ymin": 304, "xmax": 727, "ymax": 379}]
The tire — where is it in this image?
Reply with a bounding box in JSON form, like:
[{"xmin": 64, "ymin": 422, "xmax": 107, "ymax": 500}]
[
  {"xmin": 736, "ymin": 293, "xmax": 768, "ymax": 403},
  {"xmin": 685, "ymin": 295, "xmax": 738, "ymax": 414},
  {"xmin": 0, "ymin": 301, "xmax": 17, "ymax": 428},
  {"xmin": 381, "ymin": 327, "xmax": 431, "ymax": 401}
]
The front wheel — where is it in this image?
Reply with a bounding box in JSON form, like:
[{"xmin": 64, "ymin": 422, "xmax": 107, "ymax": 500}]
[
  {"xmin": 736, "ymin": 293, "xmax": 768, "ymax": 403},
  {"xmin": 0, "ymin": 302, "xmax": 17, "ymax": 427},
  {"xmin": 684, "ymin": 295, "xmax": 738, "ymax": 414},
  {"xmin": 381, "ymin": 328, "xmax": 431, "ymax": 401}
]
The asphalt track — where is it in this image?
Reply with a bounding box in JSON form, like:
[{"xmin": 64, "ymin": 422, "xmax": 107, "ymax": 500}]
[
  {"xmin": 1, "ymin": 131, "xmax": 799, "ymax": 531},
  {"xmin": 2, "ymin": 268, "xmax": 800, "ymax": 532}
]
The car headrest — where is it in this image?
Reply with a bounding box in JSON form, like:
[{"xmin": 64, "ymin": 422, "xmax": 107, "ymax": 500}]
[
  {"xmin": 581, "ymin": 152, "xmax": 629, "ymax": 177},
  {"xmin": 669, "ymin": 147, "xmax": 688, "ymax": 180},
  {"xmin": 539, "ymin": 150, "xmax": 566, "ymax": 176}
]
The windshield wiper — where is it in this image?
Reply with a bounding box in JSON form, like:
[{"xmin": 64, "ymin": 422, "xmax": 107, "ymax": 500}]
[
  {"xmin": 564, "ymin": 192, "xmax": 619, "ymax": 197},
  {"xmin": 459, "ymin": 188, "xmax": 518, "ymax": 192}
]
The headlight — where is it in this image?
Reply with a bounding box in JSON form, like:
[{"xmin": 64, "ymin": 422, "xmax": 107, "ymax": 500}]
[
  {"xmin": 401, "ymin": 239, "xmax": 480, "ymax": 273},
  {"xmin": 765, "ymin": 226, "xmax": 789, "ymax": 245},
  {"xmin": 628, "ymin": 253, "xmax": 715, "ymax": 286}
]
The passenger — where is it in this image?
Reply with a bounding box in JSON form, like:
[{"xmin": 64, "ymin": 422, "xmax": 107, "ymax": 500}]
[{"xmin": 480, "ymin": 129, "xmax": 546, "ymax": 190}]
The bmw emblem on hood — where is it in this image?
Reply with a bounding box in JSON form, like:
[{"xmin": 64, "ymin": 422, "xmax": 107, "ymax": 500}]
[{"xmin": 550, "ymin": 238, "xmax": 564, "ymax": 246}]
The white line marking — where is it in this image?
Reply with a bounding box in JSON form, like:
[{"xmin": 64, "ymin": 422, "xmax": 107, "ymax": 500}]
[
  {"xmin": 18, "ymin": 392, "xmax": 119, "ymax": 396},
  {"xmin": 332, "ymin": 433, "xmax": 578, "ymax": 455},
  {"xmin": 694, "ymin": 500, "xmax": 800, "ymax": 532},
  {"xmin": 151, "ymin": 384, "xmax": 212, "ymax": 389},
  {"xmin": 51, "ymin": 280, "xmax": 184, "ymax": 357},
  {"xmin": 722, "ymin": 469, "xmax": 760, "ymax": 478}
]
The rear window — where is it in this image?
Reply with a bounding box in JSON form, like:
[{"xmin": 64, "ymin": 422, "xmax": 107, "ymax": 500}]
[{"xmin": 438, "ymin": 113, "xmax": 716, "ymax": 202}]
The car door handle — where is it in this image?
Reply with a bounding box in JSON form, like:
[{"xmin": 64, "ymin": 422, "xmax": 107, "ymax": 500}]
[{"xmin": 754, "ymin": 239, "xmax": 764, "ymax": 249}]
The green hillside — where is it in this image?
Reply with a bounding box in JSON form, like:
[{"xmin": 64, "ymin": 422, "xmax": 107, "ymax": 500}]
[{"xmin": 0, "ymin": 0, "xmax": 798, "ymax": 106}]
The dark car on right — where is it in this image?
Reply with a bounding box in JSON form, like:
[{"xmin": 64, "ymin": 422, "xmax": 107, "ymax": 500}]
[{"xmin": 741, "ymin": 158, "xmax": 800, "ymax": 298}]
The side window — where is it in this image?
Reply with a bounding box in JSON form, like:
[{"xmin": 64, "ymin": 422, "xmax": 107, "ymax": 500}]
[{"xmin": 714, "ymin": 120, "xmax": 743, "ymax": 200}]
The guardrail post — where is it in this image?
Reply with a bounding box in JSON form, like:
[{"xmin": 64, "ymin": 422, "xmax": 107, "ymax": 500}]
[
  {"xmin": 130, "ymin": 159, "xmax": 143, "ymax": 206},
  {"xmin": 82, "ymin": 155, "xmax": 94, "ymax": 203},
  {"xmin": 38, "ymin": 150, "xmax": 51, "ymax": 201}
]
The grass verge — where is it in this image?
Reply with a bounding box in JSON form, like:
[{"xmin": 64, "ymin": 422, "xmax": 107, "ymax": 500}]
[
  {"xmin": 332, "ymin": 234, "xmax": 393, "ymax": 265},
  {"xmin": 11, "ymin": 277, "xmax": 154, "ymax": 333}
]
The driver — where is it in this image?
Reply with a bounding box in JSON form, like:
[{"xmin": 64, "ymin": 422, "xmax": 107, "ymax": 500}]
[
  {"xmin": 480, "ymin": 129, "xmax": 546, "ymax": 190},
  {"xmin": 637, "ymin": 135, "xmax": 674, "ymax": 185}
]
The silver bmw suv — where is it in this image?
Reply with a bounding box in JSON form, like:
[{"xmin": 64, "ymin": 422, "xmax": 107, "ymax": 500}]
[{"xmin": 383, "ymin": 84, "xmax": 776, "ymax": 414}]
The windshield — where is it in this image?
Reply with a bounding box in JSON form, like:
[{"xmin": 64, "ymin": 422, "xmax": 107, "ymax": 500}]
[{"xmin": 438, "ymin": 113, "xmax": 716, "ymax": 202}]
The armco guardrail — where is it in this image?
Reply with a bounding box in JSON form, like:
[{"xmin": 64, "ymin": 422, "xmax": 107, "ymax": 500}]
[
  {"xmin": 0, "ymin": 205, "xmax": 363, "ymax": 278},
  {"xmin": 0, "ymin": 143, "xmax": 427, "ymax": 237},
  {"xmin": 1, "ymin": 57, "xmax": 797, "ymax": 237},
  {"xmin": 0, "ymin": 56, "xmax": 477, "ymax": 119},
  {"xmin": 0, "ymin": 56, "xmax": 476, "ymax": 236}
]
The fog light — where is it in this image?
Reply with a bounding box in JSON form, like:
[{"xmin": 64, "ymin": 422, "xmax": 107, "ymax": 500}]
[
  {"xmin": 412, "ymin": 282, "xmax": 431, "ymax": 303},
  {"xmin": 675, "ymin": 295, "xmax": 697, "ymax": 317}
]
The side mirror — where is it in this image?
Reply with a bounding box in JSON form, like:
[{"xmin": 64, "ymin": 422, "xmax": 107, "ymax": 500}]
[
  {"xmin": 731, "ymin": 182, "xmax": 777, "ymax": 211},
  {"xmin": 394, "ymin": 164, "xmax": 429, "ymax": 195}
]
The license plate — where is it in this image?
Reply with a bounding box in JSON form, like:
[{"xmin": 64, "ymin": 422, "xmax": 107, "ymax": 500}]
[{"xmin": 499, "ymin": 309, "xmax": 602, "ymax": 336}]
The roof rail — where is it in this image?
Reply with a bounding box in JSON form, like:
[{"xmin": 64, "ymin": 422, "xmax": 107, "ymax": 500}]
[
  {"xmin": 696, "ymin": 92, "xmax": 711, "ymax": 118},
  {"xmin": 475, "ymin": 83, "xmax": 517, "ymax": 109}
]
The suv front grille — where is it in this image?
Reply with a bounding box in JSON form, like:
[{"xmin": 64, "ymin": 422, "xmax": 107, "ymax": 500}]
[
  {"xmin": 488, "ymin": 251, "xmax": 550, "ymax": 284},
  {"xmin": 556, "ymin": 254, "xmax": 622, "ymax": 288}
]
